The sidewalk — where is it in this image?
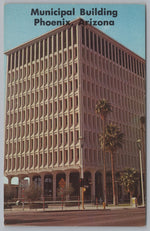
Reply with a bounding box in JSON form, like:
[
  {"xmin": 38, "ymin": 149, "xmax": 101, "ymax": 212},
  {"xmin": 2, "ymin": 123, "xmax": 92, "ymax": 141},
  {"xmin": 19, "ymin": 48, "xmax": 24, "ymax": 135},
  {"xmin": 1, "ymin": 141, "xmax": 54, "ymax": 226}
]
[{"xmin": 4, "ymin": 203, "xmax": 145, "ymax": 213}]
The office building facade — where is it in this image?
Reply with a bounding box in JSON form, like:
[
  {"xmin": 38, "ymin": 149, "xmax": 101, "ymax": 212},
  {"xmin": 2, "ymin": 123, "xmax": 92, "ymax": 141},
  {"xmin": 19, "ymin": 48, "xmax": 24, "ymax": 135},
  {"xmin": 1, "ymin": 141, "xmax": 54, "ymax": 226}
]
[{"xmin": 4, "ymin": 18, "xmax": 145, "ymax": 202}]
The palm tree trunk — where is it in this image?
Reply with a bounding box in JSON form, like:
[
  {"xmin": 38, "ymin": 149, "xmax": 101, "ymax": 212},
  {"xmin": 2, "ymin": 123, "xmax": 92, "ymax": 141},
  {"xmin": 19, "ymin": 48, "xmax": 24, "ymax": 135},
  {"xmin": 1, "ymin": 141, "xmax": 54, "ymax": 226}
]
[
  {"xmin": 129, "ymin": 191, "xmax": 134, "ymax": 205},
  {"xmin": 110, "ymin": 151, "xmax": 116, "ymax": 205},
  {"xmin": 103, "ymin": 118, "xmax": 107, "ymax": 205}
]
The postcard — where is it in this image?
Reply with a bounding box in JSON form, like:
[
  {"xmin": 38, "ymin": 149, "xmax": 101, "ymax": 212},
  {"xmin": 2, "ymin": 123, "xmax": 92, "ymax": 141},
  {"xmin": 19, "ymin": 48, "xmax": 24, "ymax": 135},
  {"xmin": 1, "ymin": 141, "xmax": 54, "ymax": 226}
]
[{"xmin": 3, "ymin": 3, "xmax": 146, "ymax": 226}]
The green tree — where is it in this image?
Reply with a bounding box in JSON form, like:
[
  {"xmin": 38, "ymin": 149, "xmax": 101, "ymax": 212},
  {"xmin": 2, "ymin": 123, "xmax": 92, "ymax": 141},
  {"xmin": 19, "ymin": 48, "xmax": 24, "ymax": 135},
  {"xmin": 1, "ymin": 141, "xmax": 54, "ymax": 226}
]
[
  {"xmin": 100, "ymin": 123, "xmax": 124, "ymax": 205},
  {"xmin": 57, "ymin": 184, "xmax": 74, "ymax": 200},
  {"xmin": 120, "ymin": 168, "xmax": 139, "ymax": 204},
  {"xmin": 96, "ymin": 99, "xmax": 112, "ymax": 205},
  {"xmin": 24, "ymin": 183, "xmax": 41, "ymax": 202}
]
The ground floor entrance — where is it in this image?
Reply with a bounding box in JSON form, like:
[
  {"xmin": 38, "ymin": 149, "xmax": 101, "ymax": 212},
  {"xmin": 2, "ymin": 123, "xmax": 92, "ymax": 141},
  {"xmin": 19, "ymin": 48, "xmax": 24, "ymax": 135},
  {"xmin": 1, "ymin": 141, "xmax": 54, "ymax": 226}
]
[{"xmin": 6, "ymin": 169, "xmax": 140, "ymax": 203}]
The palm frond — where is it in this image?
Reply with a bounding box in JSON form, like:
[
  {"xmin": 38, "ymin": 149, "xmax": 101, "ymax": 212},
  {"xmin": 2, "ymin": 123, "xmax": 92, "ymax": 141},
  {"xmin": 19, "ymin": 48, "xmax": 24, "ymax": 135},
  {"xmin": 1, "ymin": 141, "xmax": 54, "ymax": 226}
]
[
  {"xmin": 96, "ymin": 98, "xmax": 112, "ymax": 119},
  {"xmin": 104, "ymin": 123, "xmax": 124, "ymax": 153}
]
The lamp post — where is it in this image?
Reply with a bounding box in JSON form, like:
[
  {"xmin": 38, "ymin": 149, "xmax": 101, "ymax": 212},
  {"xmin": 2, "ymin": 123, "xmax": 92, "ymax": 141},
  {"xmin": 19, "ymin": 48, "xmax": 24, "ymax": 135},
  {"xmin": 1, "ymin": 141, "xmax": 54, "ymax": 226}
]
[
  {"xmin": 79, "ymin": 137, "xmax": 84, "ymax": 210},
  {"xmin": 140, "ymin": 116, "xmax": 146, "ymax": 191},
  {"xmin": 137, "ymin": 139, "xmax": 145, "ymax": 206}
]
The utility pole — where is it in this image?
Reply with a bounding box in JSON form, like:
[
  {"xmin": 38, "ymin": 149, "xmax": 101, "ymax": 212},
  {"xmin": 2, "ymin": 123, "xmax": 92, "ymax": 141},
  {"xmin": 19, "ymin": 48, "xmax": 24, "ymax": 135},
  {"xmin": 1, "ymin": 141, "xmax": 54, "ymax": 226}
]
[
  {"xmin": 137, "ymin": 139, "xmax": 145, "ymax": 206},
  {"xmin": 80, "ymin": 137, "xmax": 84, "ymax": 210}
]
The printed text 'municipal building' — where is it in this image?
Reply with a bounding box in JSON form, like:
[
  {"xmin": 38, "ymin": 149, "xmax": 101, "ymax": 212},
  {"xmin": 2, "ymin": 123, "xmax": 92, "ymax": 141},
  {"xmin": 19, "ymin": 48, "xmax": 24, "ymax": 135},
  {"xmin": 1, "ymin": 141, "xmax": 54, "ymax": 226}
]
[{"xmin": 4, "ymin": 18, "xmax": 145, "ymax": 202}]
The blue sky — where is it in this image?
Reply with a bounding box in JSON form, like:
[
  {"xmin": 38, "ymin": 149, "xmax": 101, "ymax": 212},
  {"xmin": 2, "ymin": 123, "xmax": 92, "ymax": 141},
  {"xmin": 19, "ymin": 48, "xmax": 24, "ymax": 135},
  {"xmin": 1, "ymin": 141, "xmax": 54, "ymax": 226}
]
[
  {"xmin": 4, "ymin": 4, "xmax": 145, "ymax": 184},
  {"xmin": 4, "ymin": 4, "xmax": 145, "ymax": 58}
]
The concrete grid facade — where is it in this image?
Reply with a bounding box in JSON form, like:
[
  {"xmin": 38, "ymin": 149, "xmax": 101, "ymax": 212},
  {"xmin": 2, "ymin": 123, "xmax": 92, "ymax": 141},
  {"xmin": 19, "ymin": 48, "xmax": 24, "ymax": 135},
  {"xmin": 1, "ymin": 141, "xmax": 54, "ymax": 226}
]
[{"xmin": 4, "ymin": 18, "xmax": 145, "ymax": 202}]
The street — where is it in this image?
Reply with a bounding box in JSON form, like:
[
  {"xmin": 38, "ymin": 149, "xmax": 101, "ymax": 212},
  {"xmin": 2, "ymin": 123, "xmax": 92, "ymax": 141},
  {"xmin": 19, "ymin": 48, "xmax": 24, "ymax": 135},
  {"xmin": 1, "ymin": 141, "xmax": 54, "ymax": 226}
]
[{"xmin": 4, "ymin": 207, "xmax": 145, "ymax": 226}]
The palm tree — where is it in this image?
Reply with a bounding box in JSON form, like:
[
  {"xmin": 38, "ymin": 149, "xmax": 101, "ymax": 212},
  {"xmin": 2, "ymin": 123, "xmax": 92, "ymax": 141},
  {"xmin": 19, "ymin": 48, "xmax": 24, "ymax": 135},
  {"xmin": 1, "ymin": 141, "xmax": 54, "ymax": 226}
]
[
  {"xmin": 96, "ymin": 99, "xmax": 111, "ymax": 205},
  {"xmin": 104, "ymin": 123, "xmax": 124, "ymax": 205},
  {"xmin": 120, "ymin": 168, "xmax": 139, "ymax": 204}
]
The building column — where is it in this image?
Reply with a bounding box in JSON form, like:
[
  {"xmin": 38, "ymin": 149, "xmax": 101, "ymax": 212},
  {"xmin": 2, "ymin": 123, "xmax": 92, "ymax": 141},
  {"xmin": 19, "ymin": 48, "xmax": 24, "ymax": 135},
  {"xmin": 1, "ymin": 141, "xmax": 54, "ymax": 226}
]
[
  {"xmin": 8, "ymin": 176, "xmax": 12, "ymax": 186},
  {"xmin": 29, "ymin": 175, "xmax": 33, "ymax": 186},
  {"xmin": 66, "ymin": 171, "xmax": 70, "ymax": 201},
  {"xmin": 40, "ymin": 174, "xmax": 45, "ymax": 199},
  {"xmin": 91, "ymin": 171, "xmax": 95, "ymax": 202},
  {"xmin": 18, "ymin": 176, "xmax": 24, "ymax": 200},
  {"xmin": 53, "ymin": 173, "xmax": 56, "ymax": 201}
]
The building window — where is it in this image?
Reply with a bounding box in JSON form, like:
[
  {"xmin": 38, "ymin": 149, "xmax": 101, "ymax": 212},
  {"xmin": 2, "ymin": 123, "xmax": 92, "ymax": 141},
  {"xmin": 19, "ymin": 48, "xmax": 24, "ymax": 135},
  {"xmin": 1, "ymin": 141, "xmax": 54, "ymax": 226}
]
[
  {"xmin": 19, "ymin": 50, "xmax": 22, "ymax": 66},
  {"xmin": 134, "ymin": 58, "xmax": 136, "ymax": 73},
  {"xmin": 64, "ymin": 52, "xmax": 67, "ymax": 63},
  {"xmin": 16, "ymin": 51, "xmax": 18, "ymax": 67},
  {"xmin": 70, "ymin": 114, "xmax": 73, "ymax": 126},
  {"xmin": 116, "ymin": 47, "xmax": 118, "ymax": 64},
  {"xmin": 59, "ymin": 54, "xmax": 62, "ymax": 65},
  {"xmin": 59, "ymin": 151, "xmax": 62, "ymax": 164},
  {"xmin": 94, "ymin": 34, "xmax": 97, "ymax": 52},
  {"xmin": 28, "ymin": 46, "xmax": 30, "ymax": 63},
  {"xmin": 125, "ymin": 53, "xmax": 127, "ymax": 68},
  {"xmin": 48, "ymin": 152, "xmax": 52, "ymax": 165},
  {"xmin": 8, "ymin": 55, "xmax": 11, "ymax": 70},
  {"xmin": 70, "ymin": 149, "xmax": 73, "ymax": 162},
  {"xmin": 86, "ymin": 29, "xmax": 89, "ymax": 48},
  {"xmin": 131, "ymin": 56, "xmax": 133, "ymax": 72},
  {"xmin": 24, "ymin": 48, "xmax": 26, "ymax": 64},
  {"xmin": 40, "ymin": 41, "xmax": 43, "ymax": 57},
  {"xmin": 102, "ymin": 38, "xmax": 104, "ymax": 56},
  {"xmin": 43, "ymin": 153, "xmax": 47, "ymax": 166},
  {"xmin": 12, "ymin": 53, "xmax": 14, "ymax": 69},
  {"xmin": 75, "ymin": 96, "xmax": 78, "ymax": 107},
  {"xmin": 98, "ymin": 36, "xmax": 101, "ymax": 54},
  {"xmin": 75, "ymin": 113, "xmax": 79, "ymax": 124},
  {"xmin": 54, "ymin": 34, "xmax": 56, "ymax": 52},
  {"xmin": 109, "ymin": 43, "xmax": 112, "ymax": 60},
  {"xmin": 69, "ymin": 97, "xmax": 73, "ymax": 109},
  {"xmin": 122, "ymin": 51, "xmax": 125, "ymax": 67},
  {"xmin": 49, "ymin": 36, "xmax": 52, "ymax": 53},
  {"xmin": 68, "ymin": 27, "xmax": 71, "ymax": 46},
  {"xmin": 74, "ymin": 63, "xmax": 78, "ymax": 74},
  {"xmin": 73, "ymin": 26, "xmax": 76, "ymax": 44},
  {"xmin": 59, "ymin": 117, "xmax": 62, "ymax": 129},
  {"xmin": 137, "ymin": 60, "xmax": 139, "ymax": 75},
  {"xmin": 32, "ymin": 45, "xmax": 34, "ymax": 61},
  {"xmin": 54, "ymin": 152, "xmax": 57, "ymax": 164},
  {"xmin": 76, "ymin": 149, "xmax": 79, "ymax": 160},
  {"xmin": 106, "ymin": 41, "xmax": 108, "ymax": 58},
  {"xmin": 45, "ymin": 39, "xmax": 47, "ymax": 56},
  {"xmin": 65, "ymin": 150, "xmax": 68, "ymax": 163},
  {"xmin": 35, "ymin": 42, "xmax": 39, "ymax": 60},
  {"xmin": 63, "ymin": 30, "xmax": 66, "ymax": 48},
  {"xmin": 90, "ymin": 31, "xmax": 93, "ymax": 49},
  {"xmin": 140, "ymin": 62, "xmax": 142, "ymax": 76},
  {"xmin": 142, "ymin": 63, "xmax": 144, "ymax": 77},
  {"xmin": 54, "ymin": 55, "xmax": 57, "ymax": 66},
  {"xmin": 75, "ymin": 79, "xmax": 78, "ymax": 90},
  {"xmin": 119, "ymin": 49, "xmax": 121, "ymax": 65},
  {"xmin": 82, "ymin": 26, "xmax": 85, "ymax": 45},
  {"xmin": 65, "ymin": 131, "xmax": 68, "ymax": 144},
  {"xmin": 112, "ymin": 45, "xmax": 115, "ymax": 62},
  {"xmin": 58, "ymin": 32, "xmax": 61, "ymax": 50},
  {"xmin": 128, "ymin": 55, "xmax": 130, "ymax": 70},
  {"xmin": 69, "ymin": 49, "xmax": 72, "ymax": 61},
  {"xmin": 69, "ymin": 65, "xmax": 72, "ymax": 77}
]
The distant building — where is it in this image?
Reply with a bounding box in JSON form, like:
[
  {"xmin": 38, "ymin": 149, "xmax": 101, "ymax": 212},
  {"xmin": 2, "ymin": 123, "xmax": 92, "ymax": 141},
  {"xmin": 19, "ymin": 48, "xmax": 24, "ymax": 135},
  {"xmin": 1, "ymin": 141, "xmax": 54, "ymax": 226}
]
[{"xmin": 4, "ymin": 18, "xmax": 145, "ymax": 202}]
